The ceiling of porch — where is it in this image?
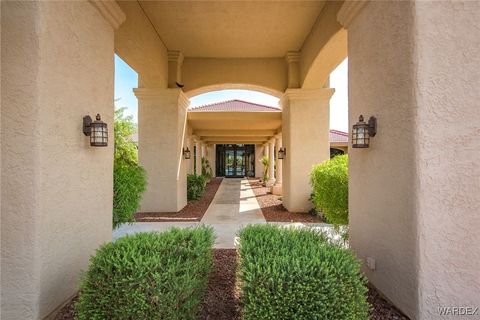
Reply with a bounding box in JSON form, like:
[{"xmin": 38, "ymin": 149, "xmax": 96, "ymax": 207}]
[
  {"xmin": 188, "ymin": 112, "xmax": 281, "ymax": 144},
  {"xmin": 137, "ymin": 1, "xmax": 326, "ymax": 58}
]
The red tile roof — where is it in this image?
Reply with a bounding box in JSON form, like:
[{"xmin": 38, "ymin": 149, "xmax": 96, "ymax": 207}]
[
  {"xmin": 329, "ymin": 129, "xmax": 349, "ymax": 143},
  {"xmin": 188, "ymin": 99, "xmax": 348, "ymax": 143},
  {"xmin": 189, "ymin": 99, "xmax": 281, "ymax": 112}
]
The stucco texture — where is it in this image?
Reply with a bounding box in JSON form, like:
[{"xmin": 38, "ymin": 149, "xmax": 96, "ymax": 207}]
[
  {"xmin": 348, "ymin": 2, "xmax": 418, "ymax": 318},
  {"xmin": 1, "ymin": 1, "xmax": 114, "ymax": 318},
  {"xmin": 348, "ymin": 1, "xmax": 480, "ymax": 319},
  {"xmin": 414, "ymin": 1, "xmax": 480, "ymax": 318},
  {"xmin": 136, "ymin": 88, "xmax": 188, "ymax": 213},
  {"xmin": 281, "ymin": 89, "xmax": 332, "ymax": 212}
]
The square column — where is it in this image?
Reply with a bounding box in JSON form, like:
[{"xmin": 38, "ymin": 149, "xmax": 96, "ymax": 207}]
[
  {"xmin": 343, "ymin": 1, "xmax": 480, "ymax": 318},
  {"xmin": 135, "ymin": 88, "xmax": 189, "ymax": 212},
  {"xmin": 272, "ymin": 135, "xmax": 283, "ymax": 195},
  {"xmin": 281, "ymin": 88, "xmax": 334, "ymax": 212},
  {"xmin": 266, "ymin": 139, "xmax": 276, "ymax": 187},
  {"xmin": 1, "ymin": 1, "xmax": 123, "ymax": 318},
  {"xmin": 195, "ymin": 139, "xmax": 202, "ymax": 176},
  {"xmin": 186, "ymin": 136, "xmax": 194, "ymax": 175},
  {"xmin": 254, "ymin": 144, "xmax": 264, "ymax": 178}
]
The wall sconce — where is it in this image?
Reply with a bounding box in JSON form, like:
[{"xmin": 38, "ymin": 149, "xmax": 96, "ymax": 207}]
[
  {"xmin": 352, "ymin": 115, "xmax": 377, "ymax": 148},
  {"xmin": 183, "ymin": 147, "xmax": 191, "ymax": 159},
  {"xmin": 278, "ymin": 147, "xmax": 286, "ymax": 159},
  {"xmin": 83, "ymin": 114, "xmax": 108, "ymax": 147}
]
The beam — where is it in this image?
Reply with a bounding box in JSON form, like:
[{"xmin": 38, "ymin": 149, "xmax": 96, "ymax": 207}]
[
  {"xmin": 194, "ymin": 129, "xmax": 276, "ymax": 137},
  {"xmin": 206, "ymin": 140, "xmax": 268, "ymax": 145},
  {"xmin": 203, "ymin": 136, "xmax": 269, "ymax": 142}
]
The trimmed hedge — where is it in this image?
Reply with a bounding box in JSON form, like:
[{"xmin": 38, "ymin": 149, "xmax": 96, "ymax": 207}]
[
  {"xmin": 113, "ymin": 160, "xmax": 146, "ymax": 229},
  {"xmin": 310, "ymin": 154, "xmax": 348, "ymax": 225},
  {"xmin": 75, "ymin": 227, "xmax": 215, "ymax": 320},
  {"xmin": 187, "ymin": 174, "xmax": 207, "ymax": 200},
  {"xmin": 238, "ymin": 224, "xmax": 369, "ymax": 320}
]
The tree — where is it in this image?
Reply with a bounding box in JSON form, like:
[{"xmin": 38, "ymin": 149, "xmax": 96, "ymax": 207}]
[{"xmin": 112, "ymin": 107, "xmax": 146, "ymax": 229}]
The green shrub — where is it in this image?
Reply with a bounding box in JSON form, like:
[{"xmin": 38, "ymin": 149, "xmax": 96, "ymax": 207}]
[
  {"xmin": 260, "ymin": 155, "xmax": 269, "ymax": 182},
  {"xmin": 112, "ymin": 107, "xmax": 147, "ymax": 229},
  {"xmin": 75, "ymin": 227, "xmax": 215, "ymax": 320},
  {"xmin": 113, "ymin": 160, "xmax": 146, "ymax": 229},
  {"xmin": 201, "ymin": 157, "xmax": 213, "ymax": 182},
  {"xmin": 238, "ymin": 224, "xmax": 369, "ymax": 320},
  {"xmin": 310, "ymin": 154, "xmax": 348, "ymax": 225},
  {"xmin": 187, "ymin": 174, "xmax": 207, "ymax": 200}
]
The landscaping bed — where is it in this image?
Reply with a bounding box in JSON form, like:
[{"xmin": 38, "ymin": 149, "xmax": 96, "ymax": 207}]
[
  {"xmin": 248, "ymin": 178, "xmax": 324, "ymax": 223},
  {"xmin": 55, "ymin": 247, "xmax": 408, "ymax": 320},
  {"xmin": 134, "ymin": 177, "xmax": 223, "ymax": 222}
]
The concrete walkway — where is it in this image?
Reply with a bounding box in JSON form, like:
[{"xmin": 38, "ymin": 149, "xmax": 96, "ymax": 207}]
[
  {"xmin": 113, "ymin": 178, "xmax": 266, "ymax": 248},
  {"xmin": 113, "ymin": 178, "xmax": 335, "ymax": 248}
]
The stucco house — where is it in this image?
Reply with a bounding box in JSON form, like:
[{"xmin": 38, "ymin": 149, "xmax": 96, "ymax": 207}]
[
  {"xmin": 131, "ymin": 99, "xmax": 348, "ymax": 178},
  {"xmin": 2, "ymin": 1, "xmax": 478, "ymax": 319}
]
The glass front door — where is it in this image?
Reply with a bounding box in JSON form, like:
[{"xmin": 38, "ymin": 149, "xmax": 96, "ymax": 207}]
[
  {"xmin": 225, "ymin": 149, "xmax": 235, "ymax": 177},
  {"xmin": 216, "ymin": 144, "xmax": 255, "ymax": 178}
]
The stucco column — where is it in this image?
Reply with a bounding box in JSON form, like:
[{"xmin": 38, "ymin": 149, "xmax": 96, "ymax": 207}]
[
  {"xmin": 254, "ymin": 144, "xmax": 264, "ymax": 178},
  {"xmin": 342, "ymin": 2, "xmax": 480, "ymax": 319},
  {"xmin": 195, "ymin": 140, "xmax": 202, "ymax": 176},
  {"xmin": 186, "ymin": 136, "xmax": 194, "ymax": 174},
  {"xmin": 135, "ymin": 88, "xmax": 189, "ymax": 213},
  {"xmin": 262, "ymin": 143, "xmax": 269, "ymax": 182},
  {"xmin": 1, "ymin": 1, "xmax": 125, "ymax": 318},
  {"xmin": 267, "ymin": 139, "xmax": 276, "ymax": 187},
  {"xmin": 281, "ymin": 88, "xmax": 333, "ymax": 212},
  {"xmin": 201, "ymin": 143, "xmax": 206, "ymax": 159},
  {"xmin": 272, "ymin": 135, "xmax": 283, "ymax": 195}
]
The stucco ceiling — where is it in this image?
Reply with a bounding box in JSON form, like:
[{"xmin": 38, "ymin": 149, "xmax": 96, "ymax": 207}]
[
  {"xmin": 138, "ymin": 1, "xmax": 326, "ymax": 58},
  {"xmin": 188, "ymin": 112, "xmax": 282, "ymax": 143}
]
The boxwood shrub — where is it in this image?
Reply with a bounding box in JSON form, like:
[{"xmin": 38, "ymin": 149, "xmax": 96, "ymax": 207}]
[
  {"xmin": 187, "ymin": 174, "xmax": 207, "ymax": 200},
  {"xmin": 238, "ymin": 224, "xmax": 369, "ymax": 320},
  {"xmin": 75, "ymin": 227, "xmax": 214, "ymax": 320},
  {"xmin": 310, "ymin": 154, "xmax": 348, "ymax": 225}
]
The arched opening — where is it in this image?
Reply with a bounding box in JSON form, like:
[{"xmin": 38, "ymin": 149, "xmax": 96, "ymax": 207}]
[
  {"xmin": 186, "ymin": 89, "xmax": 281, "ymax": 179},
  {"xmin": 185, "ymin": 83, "xmax": 283, "ymax": 99}
]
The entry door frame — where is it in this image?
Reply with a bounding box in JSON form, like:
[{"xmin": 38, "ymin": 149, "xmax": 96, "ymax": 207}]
[{"xmin": 216, "ymin": 144, "xmax": 255, "ymax": 178}]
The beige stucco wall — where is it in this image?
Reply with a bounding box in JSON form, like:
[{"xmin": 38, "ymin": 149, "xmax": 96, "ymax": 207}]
[
  {"xmin": 1, "ymin": 1, "xmax": 115, "ymax": 318},
  {"xmin": 348, "ymin": 2, "xmax": 418, "ymax": 317},
  {"xmin": 281, "ymin": 89, "xmax": 332, "ymax": 212},
  {"xmin": 182, "ymin": 58, "xmax": 286, "ymax": 97},
  {"xmin": 115, "ymin": 1, "xmax": 168, "ymax": 88},
  {"xmin": 255, "ymin": 144, "xmax": 265, "ymax": 178},
  {"xmin": 349, "ymin": 2, "xmax": 480, "ymax": 319},
  {"xmin": 206, "ymin": 144, "xmax": 216, "ymax": 177},
  {"xmin": 413, "ymin": 2, "xmax": 480, "ymax": 318},
  {"xmin": 300, "ymin": 1, "xmax": 346, "ymax": 89},
  {"xmin": 136, "ymin": 88, "xmax": 188, "ymax": 213}
]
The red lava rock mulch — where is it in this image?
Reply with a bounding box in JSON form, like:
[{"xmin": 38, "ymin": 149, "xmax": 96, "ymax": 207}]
[
  {"xmin": 134, "ymin": 177, "xmax": 223, "ymax": 222},
  {"xmin": 368, "ymin": 284, "xmax": 410, "ymax": 320},
  {"xmin": 55, "ymin": 249, "xmax": 408, "ymax": 320},
  {"xmin": 198, "ymin": 249, "xmax": 240, "ymax": 320},
  {"xmin": 247, "ymin": 178, "xmax": 324, "ymax": 223}
]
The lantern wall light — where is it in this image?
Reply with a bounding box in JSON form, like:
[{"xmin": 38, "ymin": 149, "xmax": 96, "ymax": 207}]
[
  {"xmin": 83, "ymin": 114, "xmax": 108, "ymax": 147},
  {"xmin": 352, "ymin": 115, "xmax": 377, "ymax": 148},
  {"xmin": 183, "ymin": 147, "xmax": 191, "ymax": 159},
  {"xmin": 278, "ymin": 147, "xmax": 286, "ymax": 159}
]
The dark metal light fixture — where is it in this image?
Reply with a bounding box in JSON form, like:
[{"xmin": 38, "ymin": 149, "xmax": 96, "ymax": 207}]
[
  {"xmin": 352, "ymin": 115, "xmax": 377, "ymax": 148},
  {"xmin": 83, "ymin": 114, "xmax": 108, "ymax": 147},
  {"xmin": 183, "ymin": 147, "xmax": 191, "ymax": 159},
  {"xmin": 278, "ymin": 147, "xmax": 286, "ymax": 159}
]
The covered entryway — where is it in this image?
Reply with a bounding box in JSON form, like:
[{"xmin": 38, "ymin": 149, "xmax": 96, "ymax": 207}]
[{"xmin": 2, "ymin": 1, "xmax": 479, "ymax": 319}]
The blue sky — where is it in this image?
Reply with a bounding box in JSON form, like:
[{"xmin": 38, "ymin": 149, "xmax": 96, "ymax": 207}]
[{"xmin": 114, "ymin": 55, "xmax": 348, "ymax": 132}]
